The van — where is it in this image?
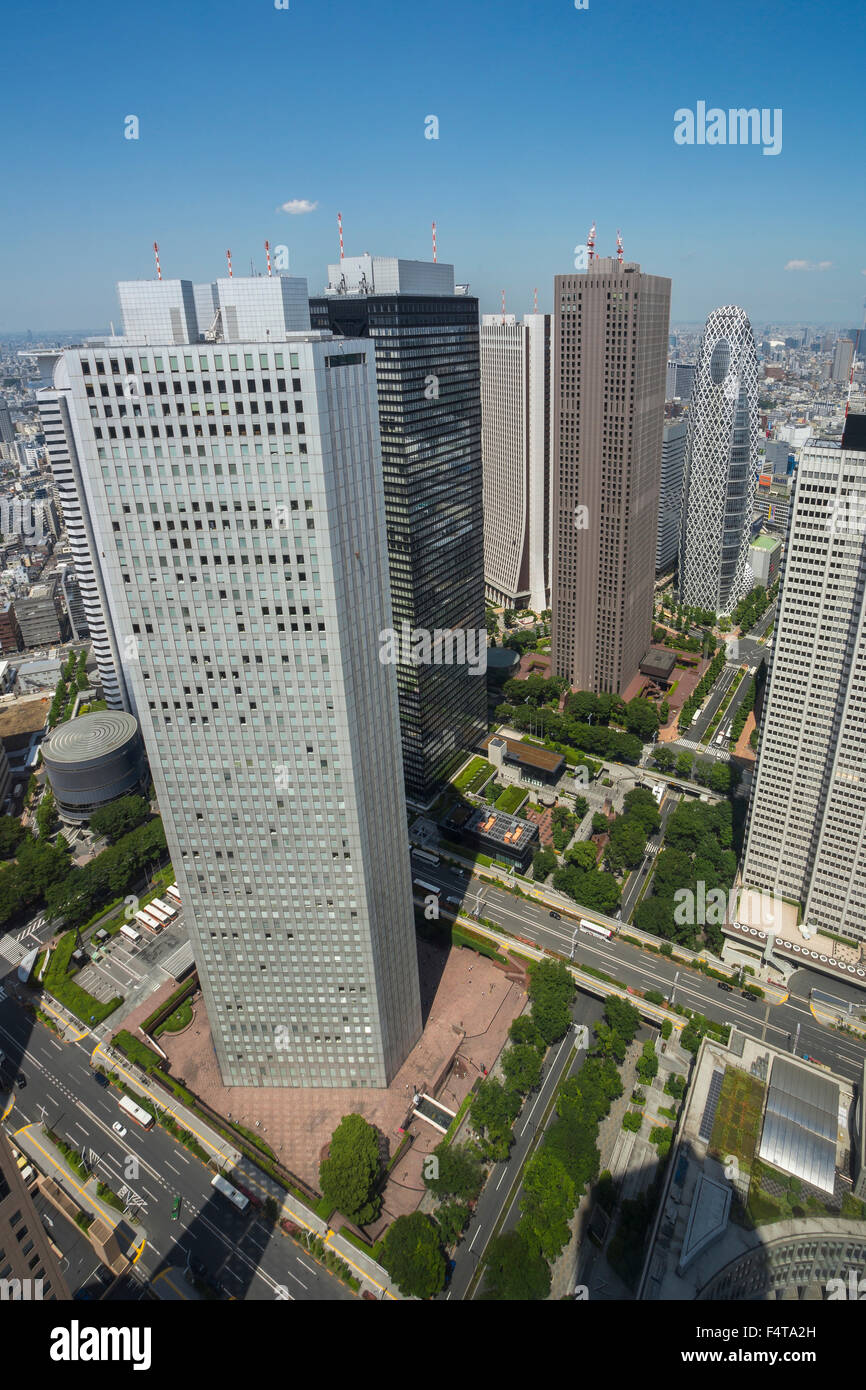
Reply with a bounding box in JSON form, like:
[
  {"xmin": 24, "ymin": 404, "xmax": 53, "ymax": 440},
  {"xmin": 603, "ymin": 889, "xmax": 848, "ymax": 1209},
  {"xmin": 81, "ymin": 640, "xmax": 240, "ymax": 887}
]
[{"xmin": 446, "ymin": 895, "xmax": 461, "ymax": 906}]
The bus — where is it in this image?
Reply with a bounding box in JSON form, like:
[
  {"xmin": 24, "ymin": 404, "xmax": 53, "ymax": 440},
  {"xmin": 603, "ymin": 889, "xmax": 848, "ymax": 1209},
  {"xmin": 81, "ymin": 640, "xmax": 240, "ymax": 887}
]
[
  {"xmin": 411, "ymin": 848, "xmax": 440, "ymax": 868},
  {"xmin": 579, "ymin": 919, "xmax": 613, "ymax": 941},
  {"xmin": 135, "ymin": 911, "xmax": 161, "ymax": 933},
  {"xmin": 118, "ymin": 1094, "xmax": 155, "ymax": 1130},
  {"xmin": 119, "ymin": 924, "xmax": 141, "ymax": 944},
  {"xmin": 145, "ymin": 902, "xmax": 170, "ymax": 924},
  {"xmin": 165, "ymin": 883, "xmax": 182, "ymax": 904},
  {"xmin": 413, "ymin": 879, "xmax": 441, "ymax": 899},
  {"xmin": 211, "ymin": 1173, "xmax": 250, "ymax": 1213},
  {"xmin": 150, "ymin": 897, "xmax": 177, "ymax": 918}
]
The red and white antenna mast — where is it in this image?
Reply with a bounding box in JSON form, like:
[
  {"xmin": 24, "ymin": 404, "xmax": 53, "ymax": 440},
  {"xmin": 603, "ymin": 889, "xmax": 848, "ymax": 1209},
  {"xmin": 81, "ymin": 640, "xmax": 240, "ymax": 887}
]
[
  {"xmin": 265, "ymin": 240, "xmax": 272, "ymax": 277},
  {"xmin": 616, "ymin": 229, "xmax": 624, "ymax": 263},
  {"xmin": 501, "ymin": 289, "xmax": 506, "ymax": 325},
  {"xmin": 587, "ymin": 222, "xmax": 596, "ymax": 263},
  {"xmin": 153, "ymin": 242, "xmax": 162, "ymax": 281},
  {"xmin": 337, "ymin": 211, "xmax": 344, "ymax": 262},
  {"xmin": 226, "ymin": 249, "xmax": 233, "ymax": 278},
  {"xmin": 432, "ymin": 221, "xmax": 437, "ymax": 263},
  {"xmin": 533, "ymin": 287, "xmax": 538, "ymax": 314}
]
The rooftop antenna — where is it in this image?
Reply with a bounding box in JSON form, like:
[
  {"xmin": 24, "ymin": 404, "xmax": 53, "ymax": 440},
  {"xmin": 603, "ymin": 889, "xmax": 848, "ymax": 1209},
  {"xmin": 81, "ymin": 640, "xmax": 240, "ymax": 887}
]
[
  {"xmin": 616, "ymin": 229, "xmax": 624, "ymax": 263},
  {"xmin": 265, "ymin": 240, "xmax": 272, "ymax": 277},
  {"xmin": 501, "ymin": 289, "xmax": 506, "ymax": 325},
  {"xmin": 533, "ymin": 287, "xmax": 538, "ymax": 314},
  {"xmin": 337, "ymin": 211, "xmax": 344, "ymax": 262},
  {"xmin": 432, "ymin": 221, "xmax": 437, "ymax": 264},
  {"xmin": 587, "ymin": 221, "xmax": 596, "ymax": 263},
  {"xmin": 153, "ymin": 242, "xmax": 162, "ymax": 281},
  {"xmin": 226, "ymin": 249, "xmax": 233, "ymax": 278}
]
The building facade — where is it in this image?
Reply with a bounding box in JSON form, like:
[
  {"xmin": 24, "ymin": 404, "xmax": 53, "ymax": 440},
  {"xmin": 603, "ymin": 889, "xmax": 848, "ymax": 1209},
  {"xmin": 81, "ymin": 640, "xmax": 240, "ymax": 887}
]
[
  {"xmin": 831, "ymin": 338, "xmax": 854, "ymax": 385},
  {"xmin": 310, "ymin": 257, "xmax": 486, "ymax": 802},
  {"xmin": 743, "ymin": 419, "xmax": 866, "ymax": 943},
  {"xmin": 46, "ymin": 281, "xmax": 423, "ymax": 1088},
  {"xmin": 551, "ymin": 257, "xmax": 671, "ymax": 693},
  {"xmin": 0, "ymin": 1132, "xmax": 69, "ymax": 1302},
  {"xmin": 665, "ymin": 360, "xmax": 696, "ymax": 402},
  {"xmin": 678, "ymin": 306, "xmax": 759, "ymax": 615},
  {"xmin": 656, "ymin": 419, "xmax": 687, "ymax": 573},
  {"xmin": 480, "ymin": 313, "xmax": 551, "ymax": 611}
]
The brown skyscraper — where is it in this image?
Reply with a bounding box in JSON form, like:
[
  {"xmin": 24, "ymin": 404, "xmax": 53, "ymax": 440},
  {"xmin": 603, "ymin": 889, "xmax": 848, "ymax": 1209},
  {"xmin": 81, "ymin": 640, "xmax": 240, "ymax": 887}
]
[
  {"xmin": 551, "ymin": 257, "xmax": 671, "ymax": 693},
  {"xmin": 0, "ymin": 1131, "xmax": 69, "ymax": 1300}
]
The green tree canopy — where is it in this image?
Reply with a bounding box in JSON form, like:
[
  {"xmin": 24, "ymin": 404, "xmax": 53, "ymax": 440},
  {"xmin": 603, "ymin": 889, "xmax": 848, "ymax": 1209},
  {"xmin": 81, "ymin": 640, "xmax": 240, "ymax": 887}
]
[
  {"xmin": 501, "ymin": 1043, "xmax": 543, "ymax": 1094},
  {"xmin": 424, "ymin": 1141, "xmax": 484, "ymax": 1204},
  {"xmin": 520, "ymin": 1150, "xmax": 575, "ymax": 1261},
  {"xmin": 89, "ymin": 794, "xmax": 150, "ymax": 844},
  {"xmin": 527, "ymin": 957, "xmax": 575, "ymax": 1045},
  {"xmin": 318, "ymin": 1113, "xmax": 381, "ymax": 1225},
  {"xmin": 481, "ymin": 1228, "xmax": 551, "ymax": 1301},
  {"xmin": 381, "ymin": 1212, "xmax": 445, "ymax": 1299}
]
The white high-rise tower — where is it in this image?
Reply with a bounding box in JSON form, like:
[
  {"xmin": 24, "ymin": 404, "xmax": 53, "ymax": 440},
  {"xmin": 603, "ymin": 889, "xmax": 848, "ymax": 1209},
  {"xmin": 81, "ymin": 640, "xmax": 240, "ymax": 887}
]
[
  {"xmin": 41, "ymin": 276, "xmax": 423, "ymax": 1087},
  {"xmin": 678, "ymin": 306, "xmax": 759, "ymax": 614}
]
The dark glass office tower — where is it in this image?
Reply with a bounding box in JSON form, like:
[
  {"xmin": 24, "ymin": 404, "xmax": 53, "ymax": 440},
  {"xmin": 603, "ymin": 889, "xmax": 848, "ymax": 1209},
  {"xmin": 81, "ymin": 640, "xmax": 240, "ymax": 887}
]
[{"xmin": 311, "ymin": 256, "xmax": 486, "ymax": 804}]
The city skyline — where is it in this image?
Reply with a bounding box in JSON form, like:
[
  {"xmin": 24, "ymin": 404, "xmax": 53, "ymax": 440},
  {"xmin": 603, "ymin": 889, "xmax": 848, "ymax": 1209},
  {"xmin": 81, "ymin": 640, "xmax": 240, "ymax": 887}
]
[{"xmin": 1, "ymin": 0, "xmax": 864, "ymax": 330}]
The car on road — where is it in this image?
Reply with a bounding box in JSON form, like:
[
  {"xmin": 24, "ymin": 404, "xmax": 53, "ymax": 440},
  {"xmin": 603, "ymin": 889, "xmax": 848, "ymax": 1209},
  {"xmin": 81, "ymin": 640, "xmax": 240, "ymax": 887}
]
[
  {"xmin": 171, "ymin": 1195, "xmax": 181, "ymax": 1221},
  {"xmin": 717, "ymin": 981, "xmax": 733, "ymax": 992},
  {"xmin": 112, "ymin": 1121, "xmax": 127, "ymax": 1137},
  {"xmin": 549, "ymin": 911, "xmax": 561, "ymax": 920},
  {"xmin": 93, "ymin": 1072, "xmax": 109, "ymax": 1088},
  {"xmin": 15, "ymin": 1073, "xmax": 25, "ymax": 1088},
  {"xmin": 444, "ymin": 1258, "xmax": 456, "ymax": 1288}
]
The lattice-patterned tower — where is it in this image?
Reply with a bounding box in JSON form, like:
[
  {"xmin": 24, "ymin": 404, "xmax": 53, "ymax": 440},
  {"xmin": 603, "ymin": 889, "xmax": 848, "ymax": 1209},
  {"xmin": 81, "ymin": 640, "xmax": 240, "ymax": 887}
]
[{"xmin": 678, "ymin": 306, "xmax": 759, "ymax": 614}]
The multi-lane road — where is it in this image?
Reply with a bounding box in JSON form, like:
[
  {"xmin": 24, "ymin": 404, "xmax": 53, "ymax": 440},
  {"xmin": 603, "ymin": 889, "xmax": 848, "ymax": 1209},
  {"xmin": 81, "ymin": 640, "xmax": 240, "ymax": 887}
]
[
  {"xmin": 421, "ymin": 858, "xmax": 866, "ymax": 1084},
  {"xmin": 0, "ymin": 985, "xmax": 351, "ymax": 1301}
]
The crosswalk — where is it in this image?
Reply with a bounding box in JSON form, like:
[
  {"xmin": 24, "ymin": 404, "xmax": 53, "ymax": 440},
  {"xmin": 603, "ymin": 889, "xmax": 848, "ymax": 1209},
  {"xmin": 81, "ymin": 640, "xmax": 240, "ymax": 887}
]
[{"xmin": 644, "ymin": 841, "xmax": 659, "ymax": 857}]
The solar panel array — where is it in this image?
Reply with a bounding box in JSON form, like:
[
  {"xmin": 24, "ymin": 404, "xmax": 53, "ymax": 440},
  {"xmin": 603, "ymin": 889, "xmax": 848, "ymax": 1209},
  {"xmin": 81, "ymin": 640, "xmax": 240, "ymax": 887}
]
[{"xmin": 698, "ymin": 1068, "xmax": 726, "ymax": 1141}]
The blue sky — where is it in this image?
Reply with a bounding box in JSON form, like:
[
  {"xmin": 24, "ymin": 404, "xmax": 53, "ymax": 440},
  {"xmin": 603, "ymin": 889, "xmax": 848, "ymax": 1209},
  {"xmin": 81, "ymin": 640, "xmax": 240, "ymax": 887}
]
[{"xmin": 2, "ymin": 0, "xmax": 864, "ymax": 330}]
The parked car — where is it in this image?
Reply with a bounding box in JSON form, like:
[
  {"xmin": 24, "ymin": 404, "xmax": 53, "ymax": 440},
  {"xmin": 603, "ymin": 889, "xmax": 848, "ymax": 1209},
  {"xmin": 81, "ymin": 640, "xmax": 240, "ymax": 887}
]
[
  {"xmin": 93, "ymin": 1072, "xmax": 109, "ymax": 1088},
  {"xmin": 171, "ymin": 1195, "xmax": 181, "ymax": 1221},
  {"xmin": 112, "ymin": 1121, "xmax": 127, "ymax": 1137},
  {"xmin": 717, "ymin": 981, "xmax": 732, "ymax": 992},
  {"xmin": 15, "ymin": 1074, "xmax": 25, "ymax": 1089},
  {"xmin": 549, "ymin": 911, "xmax": 561, "ymax": 920}
]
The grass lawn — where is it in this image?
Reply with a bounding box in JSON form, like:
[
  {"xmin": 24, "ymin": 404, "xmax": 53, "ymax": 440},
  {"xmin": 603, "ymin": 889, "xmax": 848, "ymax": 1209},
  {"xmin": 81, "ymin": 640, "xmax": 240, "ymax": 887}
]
[
  {"xmin": 155, "ymin": 999, "xmax": 193, "ymax": 1036},
  {"xmin": 453, "ymin": 756, "xmax": 491, "ymax": 793},
  {"xmin": 494, "ymin": 784, "xmax": 527, "ymax": 815}
]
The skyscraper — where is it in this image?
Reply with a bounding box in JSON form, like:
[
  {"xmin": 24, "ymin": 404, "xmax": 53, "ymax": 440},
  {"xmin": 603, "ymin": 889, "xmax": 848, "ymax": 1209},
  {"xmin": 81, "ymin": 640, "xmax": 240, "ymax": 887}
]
[
  {"xmin": 0, "ymin": 402, "xmax": 15, "ymax": 446},
  {"xmin": 42, "ymin": 276, "xmax": 422, "ymax": 1088},
  {"xmin": 480, "ymin": 312, "xmax": 551, "ymax": 612},
  {"xmin": 831, "ymin": 337, "xmax": 854, "ymax": 385},
  {"xmin": 310, "ymin": 256, "xmax": 486, "ymax": 803},
  {"xmin": 551, "ymin": 256, "xmax": 671, "ymax": 693},
  {"xmin": 656, "ymin": 419, "xmax": 687, "ymax": 574},
  {"xmin": 678, "ymin": 306, "xmax": 759, "ymax": 615},
  {"xmin": 0, "ymin": 1131, "xmax": 69, "ymax": 1300},
  {"xmin": 665, "ymin": 360, "xmax": 696, "ymax": 402},
  {"xmin": 742, "ymin": 417, "xmax": 866, "ymax": 945}
]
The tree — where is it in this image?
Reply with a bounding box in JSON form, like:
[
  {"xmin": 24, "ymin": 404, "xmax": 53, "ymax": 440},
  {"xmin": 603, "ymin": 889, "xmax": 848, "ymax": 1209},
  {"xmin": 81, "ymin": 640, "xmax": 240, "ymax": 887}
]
[
  {"xmin": 527, "ymin": 957, "xmax": 575, "ymax": 1044},
  {"xmin": 471, "ymin": 1078, "xmax": 521, "ymax": 1158},
  {"xmin": 592, "ymin": 1021, "xmax": 627, "ymax": 1064},
  {"xmin": 636, "ymin": 1039, "xmax": 659, "ymax": 1084},
  {"xmin": 509, "ymin": 1014, "xmax": 545, "ymax": 1052},
  {"xmin": 653, "ymin": 746, "xmax": 675, "ymax": 772},
  {"xmin": 435, "ymin": 1200, "xmax": 470, "ymax": 1246},
  {"xmin": 624, "ymin": 697, "xmax": 659, "ymax": 740},
  {"xmin": 481, "ymin": 1228, "xmax": 550, "ymax": 1301},
  {"xmin": 0, "ymin": 815, "xmax": 26, "ymax": 860},
  {"xmin": 603, "ymin": 995, "xmax": 641, "ymax": 1045},
  {"xmin": 381, "ymin": 1213, "xmax": 445, "ymax": 1299},
  {"xmin": 622, "ymin": 1110, "xmax": 642, "ymax": 1132},
  {"xmin": 532, "ymin": 847, "xmax": 557, "ymax": 881},
  {"xmin": 424, "ymin": 1141, "xmax": 484, "ymax": 1204},
  {"xmin": 89, "ymin": 795, "xmax": 150, "ymax": 844},
  {"xmin": 591, "ymin": 811, "xmax": 609, "ymax": 836},
  {"xmin": 318, "ymin": 1113, "xmax": 381, "ymax": 1225},
  {"xmin": 502, "ymin": 1043, "xmax": 543, "ymax": 1094},
  {"xmin": 605, "ymin": 817, "xmax": 646, "ymax": 872},
  {"xmin": 675, "ymin": 751, "xmax": 694, "ymax": 779},
  {"xmin": 564, "ymin": 840, "xmax": 599, "ymax": 872},
  {"xmin": 520, "ymin": 1150, "xmax": 575, "ymax": 1261}
]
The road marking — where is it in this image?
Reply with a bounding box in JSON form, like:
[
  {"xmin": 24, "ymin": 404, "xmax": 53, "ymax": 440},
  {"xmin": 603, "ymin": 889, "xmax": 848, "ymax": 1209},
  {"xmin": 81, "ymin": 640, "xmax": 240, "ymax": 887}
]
[{"xmin": 296, "ymin": 1258, "xmax": 318, "ymax": 1278}]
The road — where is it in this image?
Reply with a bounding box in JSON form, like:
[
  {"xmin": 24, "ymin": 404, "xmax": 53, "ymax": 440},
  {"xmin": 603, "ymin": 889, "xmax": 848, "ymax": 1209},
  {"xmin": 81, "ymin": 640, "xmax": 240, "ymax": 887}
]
[
  {"xmin": 419, "ymin": 860, "xmax": 866, "ymax": 1084},
  {"xmin": 0, "ymin": 984, "xmax": 351, "ymax": 1302}
]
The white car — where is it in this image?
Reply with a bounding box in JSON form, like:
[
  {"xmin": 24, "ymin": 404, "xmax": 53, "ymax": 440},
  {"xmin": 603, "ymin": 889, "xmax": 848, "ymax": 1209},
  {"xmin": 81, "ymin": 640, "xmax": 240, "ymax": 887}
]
[{"xmin": 112, "ymin": 1121, "xmax": 127, "ymax": 1138}]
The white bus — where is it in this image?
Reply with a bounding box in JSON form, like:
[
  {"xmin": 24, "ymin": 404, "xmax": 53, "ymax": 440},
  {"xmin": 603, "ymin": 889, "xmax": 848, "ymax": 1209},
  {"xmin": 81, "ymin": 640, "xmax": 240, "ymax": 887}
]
[
  {"xmin": 413, "ymin": 879, "xmax": 441, "ymax": 899},
  {"xmin": 119, "ymin": 924, "xmax": 141, "ymax": 944},
  {"xmin": 165, "ymin": 883, "xmax": 182, "ymax": 904},
  {"xmin": 135, "ymin": 911, "xmax": 161, "ymax": 933},
  {"xmin": 145, "ymin": 902, "xmax": 171, "ymax": 924},
  {"xmin": 411, "ymin": 849, "xmax": 440, "ymax": 868},
  {"xmin": 150, "ymin": 897, "xmax": 177, "ymax": 918},
  {"xmin": 580, "ymin": 919, "xmax": 613, "ymax": 940},
  {"xmin": 211, "ymin": 1173, "xmax": 250, "ymax": 1213},
  {"xmin": 118, "ymin": 1094, "xmax": 155, "ymax": 1130}
]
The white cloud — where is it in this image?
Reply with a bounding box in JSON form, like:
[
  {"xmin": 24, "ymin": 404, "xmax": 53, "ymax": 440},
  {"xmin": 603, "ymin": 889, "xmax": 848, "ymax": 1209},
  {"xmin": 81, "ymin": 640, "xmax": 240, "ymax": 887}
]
[
  {"xmin": 279, "ymin": 199, "xmax": 318, "ymax": 215},
  {"xmin": 784, "ymin": 259, "xmax": 833, "ymax": 272}
]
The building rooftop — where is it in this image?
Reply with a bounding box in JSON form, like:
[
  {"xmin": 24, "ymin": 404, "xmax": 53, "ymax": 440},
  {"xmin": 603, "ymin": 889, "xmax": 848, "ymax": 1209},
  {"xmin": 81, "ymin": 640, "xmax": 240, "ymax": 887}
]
[
  {"xmin": 481, "ymin": 733, "xmax": 563, "ymax": 774},
  {"xmin": 464, "ymin": 804, "xmax": 536, "ymax": 849},
  {"xmin": 42, "ymin": 710, "xmax": 139, "ymax": 763},
  {"xmin": 750, "ymin": 534, "xmax": 782, "ymax": 551}
]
